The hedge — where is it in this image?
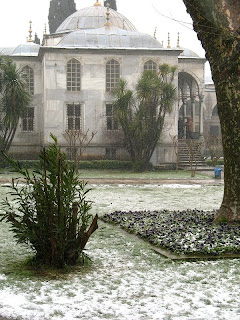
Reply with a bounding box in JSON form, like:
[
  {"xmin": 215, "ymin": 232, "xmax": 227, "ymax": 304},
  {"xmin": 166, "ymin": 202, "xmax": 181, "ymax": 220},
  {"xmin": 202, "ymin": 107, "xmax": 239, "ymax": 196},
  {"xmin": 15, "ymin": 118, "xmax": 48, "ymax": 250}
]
[{"xmin": 0, "ymin": 159, "xmax": 134, "ymax": 171}]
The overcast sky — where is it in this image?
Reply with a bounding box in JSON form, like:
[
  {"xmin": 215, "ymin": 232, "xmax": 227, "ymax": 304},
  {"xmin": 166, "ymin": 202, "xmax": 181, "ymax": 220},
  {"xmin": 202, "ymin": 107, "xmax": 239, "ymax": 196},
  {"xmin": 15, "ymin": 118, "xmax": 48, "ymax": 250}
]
[{"xmin": 0, "ymin": 0, "xmax": 211, "ymax": 80}]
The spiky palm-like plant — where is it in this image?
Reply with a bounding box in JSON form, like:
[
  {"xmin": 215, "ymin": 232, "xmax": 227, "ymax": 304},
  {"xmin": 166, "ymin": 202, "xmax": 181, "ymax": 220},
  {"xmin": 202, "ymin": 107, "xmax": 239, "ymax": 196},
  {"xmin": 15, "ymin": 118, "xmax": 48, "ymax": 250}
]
[
  {"xmin": 113, "ymin": 66, "xmax": 176, "ymax": 172},
  {"xmin": 0, "ymin": 57, "xmax": 31, "ymax": 153}
]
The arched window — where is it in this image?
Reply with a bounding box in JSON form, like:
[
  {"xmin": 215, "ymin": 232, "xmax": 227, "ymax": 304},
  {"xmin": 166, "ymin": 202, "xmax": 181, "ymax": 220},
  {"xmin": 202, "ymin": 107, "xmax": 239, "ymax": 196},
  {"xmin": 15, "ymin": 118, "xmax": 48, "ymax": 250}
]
[
  {"xmin": 144, "ymin": 60, "xmax": 157, "ymax": 73},
  {"xmin": 21, "ymin": 66, "xmax": 34, "ymax": 95},
  {"xmin": 106, "ymin": 59, "xmax": 120, "ymax": 92},
  {"xmin": 67, "ymin": 58, "xmax": 81, "ymax": 92}
]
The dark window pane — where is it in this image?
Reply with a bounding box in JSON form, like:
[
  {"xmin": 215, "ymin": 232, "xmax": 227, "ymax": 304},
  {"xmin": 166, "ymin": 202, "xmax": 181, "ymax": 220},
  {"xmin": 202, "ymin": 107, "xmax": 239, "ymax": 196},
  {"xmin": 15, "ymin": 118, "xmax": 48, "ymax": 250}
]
[
  {"xmin": 106, "ymin": 105, "xmax": 113, "ymax": 116},
  {"xmin": 75, "ymin": 105, "xmax": 81, "ymax": 117},
  {"xmin": 22, "ymin": 118, "xmax": 27, "ymax": 131},
  {"xmin": 113, "ymin": 119, "xmax": 118, "ymax": 130},
  {"xmin": 67, "ymin": 105, "xmax": 74, "ymax": 116},
  {"xmin": 75, "ymin": 118, "xmax": 81, "ymax": 130},
  {"xmin": 68, "ymin": 118, "xmax": 74, "ymax": 130},
  {"xmin": 107, "ymin": 118, "xmax": 112, "ymax": 130}
]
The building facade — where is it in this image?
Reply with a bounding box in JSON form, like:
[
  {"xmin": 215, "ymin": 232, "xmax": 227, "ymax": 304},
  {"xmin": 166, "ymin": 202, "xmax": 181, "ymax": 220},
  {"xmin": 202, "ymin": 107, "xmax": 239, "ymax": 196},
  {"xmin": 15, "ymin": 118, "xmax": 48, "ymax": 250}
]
[{"xmin": 0, "ymin": 1, "xmax": 217, "ymax": 165}]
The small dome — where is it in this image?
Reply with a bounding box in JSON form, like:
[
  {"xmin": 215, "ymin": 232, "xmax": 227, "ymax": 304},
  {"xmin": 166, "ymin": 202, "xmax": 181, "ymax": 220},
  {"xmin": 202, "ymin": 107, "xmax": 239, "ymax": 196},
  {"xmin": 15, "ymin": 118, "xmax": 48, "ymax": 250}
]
[
  {"xmin": 0, "ymin": 47, "xmax": 15, "ymax": 56},
  {"xmin": 12, "ymin": 42, "xmax": 40, "ymax": 56},
  {"xmin": 57, "ymin": 26, "xmax": 163, "ymax": 49},
  {"xmin": 179, "ymin": 48, "xmax": 199, "ymax": 58},
  {"xmin": 56, "ymin": 5, "xmax": 137, "ymax": 33}
]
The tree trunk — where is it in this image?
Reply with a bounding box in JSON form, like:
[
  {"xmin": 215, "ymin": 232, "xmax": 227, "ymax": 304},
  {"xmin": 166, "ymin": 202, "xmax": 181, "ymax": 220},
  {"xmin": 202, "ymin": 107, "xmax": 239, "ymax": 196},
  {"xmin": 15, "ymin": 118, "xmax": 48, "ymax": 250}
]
[
  {"xmin": 214, "ymin": 74, "xmax": 240, "ymax": 222},
  {"xmin": 182, "ymin": 0, "xmax": 240, "ymax": 222}
]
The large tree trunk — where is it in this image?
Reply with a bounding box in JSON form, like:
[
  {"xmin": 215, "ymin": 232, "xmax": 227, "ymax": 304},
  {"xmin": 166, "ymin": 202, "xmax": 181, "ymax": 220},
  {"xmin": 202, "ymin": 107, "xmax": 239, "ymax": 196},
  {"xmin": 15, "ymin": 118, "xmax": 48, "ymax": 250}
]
[{"xmin": 182, "ymin": 0, "xmax": 240, "ymax": 222}]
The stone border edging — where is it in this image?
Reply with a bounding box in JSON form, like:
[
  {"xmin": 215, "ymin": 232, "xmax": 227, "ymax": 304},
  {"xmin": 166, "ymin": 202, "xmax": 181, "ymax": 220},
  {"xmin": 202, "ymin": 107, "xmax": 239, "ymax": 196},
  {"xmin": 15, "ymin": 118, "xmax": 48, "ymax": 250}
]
[{"xmin": 101, "ymin": 221, "xmax": 240, "ymax": 261}]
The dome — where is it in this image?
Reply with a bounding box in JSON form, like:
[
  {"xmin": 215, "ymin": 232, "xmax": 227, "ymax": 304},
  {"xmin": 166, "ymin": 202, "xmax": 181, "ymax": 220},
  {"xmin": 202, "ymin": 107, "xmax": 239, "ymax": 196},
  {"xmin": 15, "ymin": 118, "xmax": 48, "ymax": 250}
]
[
  {"xmin": 179, "ymin": 48, "xmax": 199, "ymax": 58},
  {"xmin": 0, "ymin": 47, "xmax": 15, "ymax": 56},
  {"xmin": 56, "ymin": 5, "xmax": 137, "ymax": 33},
  {"xmin": 12, "ymin": 42, "xmax": 40, "ymax": 56},
  {"xmin": 57, "ymin": 26, "xmax": 163, "ymax": 49}
]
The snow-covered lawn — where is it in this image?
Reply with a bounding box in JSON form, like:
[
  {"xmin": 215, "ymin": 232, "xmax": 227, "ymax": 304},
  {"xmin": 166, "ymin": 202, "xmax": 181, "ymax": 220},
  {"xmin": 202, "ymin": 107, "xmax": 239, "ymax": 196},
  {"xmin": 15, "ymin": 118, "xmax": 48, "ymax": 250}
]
[{"xmin": 1, "ymin": 181, "xmax": 240, "ymax": 320}]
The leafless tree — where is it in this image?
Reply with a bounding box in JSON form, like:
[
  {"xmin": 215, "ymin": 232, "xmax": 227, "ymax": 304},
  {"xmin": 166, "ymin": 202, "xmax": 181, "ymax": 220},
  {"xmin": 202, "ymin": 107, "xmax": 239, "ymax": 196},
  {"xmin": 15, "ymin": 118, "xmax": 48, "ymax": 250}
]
[
  {"xmin": 204, "ymin": 133, "xmax": 223, "ymax": 167},
  {"xmin": 63, "ymin": 129, "xmax": 97, "ymax": 172},
  {"xmin": 169, "ymin": 134, "xmax": 179, "ymax": 173},
  {"xmin": 185, "ymin": 139, "xmax": 202, "ymax": 177}
]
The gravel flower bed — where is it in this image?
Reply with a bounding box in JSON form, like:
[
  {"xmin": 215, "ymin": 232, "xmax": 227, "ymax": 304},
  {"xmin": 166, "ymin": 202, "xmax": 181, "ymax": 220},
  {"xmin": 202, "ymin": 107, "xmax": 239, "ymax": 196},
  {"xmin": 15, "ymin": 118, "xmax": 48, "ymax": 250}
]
[{"xmin": 101, "ymin": 210, "xmax": 240, "ymax": 256}]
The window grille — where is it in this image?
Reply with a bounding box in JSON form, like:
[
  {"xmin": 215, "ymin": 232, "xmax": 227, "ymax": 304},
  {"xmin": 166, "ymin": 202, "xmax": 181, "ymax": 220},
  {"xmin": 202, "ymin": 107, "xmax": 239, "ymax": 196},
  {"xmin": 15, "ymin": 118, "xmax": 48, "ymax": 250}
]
[
  {"xmin": 22, "ymin": 107, "xmax": 34, "ymax": 132},
  {"xmin": 106, "ymin": 59, "xmax": 120, "ymax": 92},
  {"xmin": 67, "ymin": 103, "xmax": 81, "ymax": 131},
  {"xmin": 21, "ymin": 66, "xmax": 34, "ymax": 95},
  {"xmin": 67, "ymin": 58, "xmax": 81, "ymax": 92},
  {"xmin": 106, "ymin": 104, "xmax": 118, "ymax": 130}
]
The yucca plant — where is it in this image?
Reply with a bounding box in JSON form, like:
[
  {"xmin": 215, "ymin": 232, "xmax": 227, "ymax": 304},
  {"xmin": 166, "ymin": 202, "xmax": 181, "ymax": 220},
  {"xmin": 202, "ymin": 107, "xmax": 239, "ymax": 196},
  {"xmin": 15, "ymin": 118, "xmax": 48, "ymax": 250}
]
[
  {"xmin": 0, "ymin": 135, "xmax": 98, "ymax": 268},
  {"xmin": 113, "ymin": 66, "xmax": 176, "ymax": 172},
  {"xmin": 0, "ymin": 57, "xmax": 31, "ymax": 154}
]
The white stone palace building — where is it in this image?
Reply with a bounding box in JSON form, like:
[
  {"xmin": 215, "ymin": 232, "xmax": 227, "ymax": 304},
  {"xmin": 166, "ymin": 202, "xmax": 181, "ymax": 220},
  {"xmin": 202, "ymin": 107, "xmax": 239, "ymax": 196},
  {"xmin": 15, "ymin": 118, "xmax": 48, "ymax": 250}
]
[{"xmin": 0, "ymin": 1, "xmax": 219, "ymax": 164}]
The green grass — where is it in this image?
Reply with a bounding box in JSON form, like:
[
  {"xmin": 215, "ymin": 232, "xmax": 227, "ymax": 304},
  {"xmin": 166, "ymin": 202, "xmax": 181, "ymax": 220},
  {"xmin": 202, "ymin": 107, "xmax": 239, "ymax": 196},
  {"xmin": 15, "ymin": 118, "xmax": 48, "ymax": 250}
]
[
  {"xmin": 0, "ymin": 168, "xmax": 214, "ymax": 181},
  {"xmin": 74, "ymin": 169, "xmax": 213, "ymax": 180}
]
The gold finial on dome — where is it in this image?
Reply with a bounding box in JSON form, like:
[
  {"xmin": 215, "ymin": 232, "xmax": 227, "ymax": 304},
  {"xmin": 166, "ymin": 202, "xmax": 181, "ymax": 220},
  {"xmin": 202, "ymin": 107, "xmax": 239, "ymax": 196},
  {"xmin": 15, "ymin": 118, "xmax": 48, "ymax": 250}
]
[
  {"xmin": 94, "ymin": 0, "xmax": 101, "ymax": 6},
  {"xmin": 104, "ymin": 3, "xmax": 112, "ymax": 26},
  {"xmin": 177, "ymin": 32, "xmax": 180, "ymax": 47},
  {"xmin": 42, "ymin": 23, "xmax": 48, "ymax": 46},
  {"xmin": 28, "ymin": 20, "xmax": 33, "ymax": 42},
  {"xmin": 167, "ymin": 32, "xmax": 171, "ymax": 48},
  {"xmin": 43, "ymin": 23, "xmax": 47, "ymax": 36},
  {"xmin": 154, "ymin": 27, "xmax": 157, "ymax": 39}
]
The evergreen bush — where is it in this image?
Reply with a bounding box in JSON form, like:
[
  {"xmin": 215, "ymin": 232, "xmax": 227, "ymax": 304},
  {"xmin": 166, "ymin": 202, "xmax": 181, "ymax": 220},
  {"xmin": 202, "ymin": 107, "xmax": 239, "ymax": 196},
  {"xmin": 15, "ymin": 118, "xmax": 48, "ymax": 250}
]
[
  {"xmin": 0, "ymin": 135, "xmax": 98, "ymax": 268},
  {"xmin": 205, "ymin": 159, "xmax": 224, "ymax": 166},
  {"xmin": 0, "ymin": 159, "xmax": 133, "ymax": 171},
  {"xmin": 78, "ymin": 160, "xmax": 133, "ymax": 170}
]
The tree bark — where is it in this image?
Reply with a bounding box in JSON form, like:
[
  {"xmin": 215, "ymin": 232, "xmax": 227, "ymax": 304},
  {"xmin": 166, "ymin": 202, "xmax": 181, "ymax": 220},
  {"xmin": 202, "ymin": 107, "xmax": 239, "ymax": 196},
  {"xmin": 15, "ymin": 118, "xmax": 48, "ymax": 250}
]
[{"xmin": 182, "ymin": 0, "xmax": 240, "ymax": 222}]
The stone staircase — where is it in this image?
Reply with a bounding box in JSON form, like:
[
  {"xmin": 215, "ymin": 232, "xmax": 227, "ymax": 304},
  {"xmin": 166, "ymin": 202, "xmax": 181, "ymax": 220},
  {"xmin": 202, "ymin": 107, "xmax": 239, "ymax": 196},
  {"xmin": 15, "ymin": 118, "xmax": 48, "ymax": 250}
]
[{"xmin": 178, "ymin": 139, "xmax": 208, "ymax": 171}]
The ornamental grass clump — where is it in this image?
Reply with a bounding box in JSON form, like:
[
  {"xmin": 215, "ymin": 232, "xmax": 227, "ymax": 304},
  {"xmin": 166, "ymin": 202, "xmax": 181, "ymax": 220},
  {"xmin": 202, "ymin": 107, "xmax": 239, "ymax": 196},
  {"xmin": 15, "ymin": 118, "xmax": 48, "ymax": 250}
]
[{"xmin": 0, "ymin": 135, "xmax": 98, "ymax": 268}]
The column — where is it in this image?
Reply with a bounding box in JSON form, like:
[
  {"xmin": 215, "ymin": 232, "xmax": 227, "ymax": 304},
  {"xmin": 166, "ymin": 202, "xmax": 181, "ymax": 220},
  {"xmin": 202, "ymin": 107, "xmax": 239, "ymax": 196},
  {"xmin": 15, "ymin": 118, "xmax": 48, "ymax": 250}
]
[
  {"xmin": 182, "ymin": 97, "xmax": 187, "ymax": 138},
  {"xmin": 199, "ymin": 95, "xmax": 204, "ymax": 135},
  {"xmin": 191, "ymin": 96, "xmax": 196, "ymax": 132}
]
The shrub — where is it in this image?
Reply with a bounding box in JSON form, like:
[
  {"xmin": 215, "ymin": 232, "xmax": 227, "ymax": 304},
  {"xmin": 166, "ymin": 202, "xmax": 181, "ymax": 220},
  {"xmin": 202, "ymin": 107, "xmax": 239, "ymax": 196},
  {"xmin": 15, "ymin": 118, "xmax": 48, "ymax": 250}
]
[
  {"xmin": 206, "ymin": 159, "xmax": 224, "ymax": 166},
  {"xmin": 1, "ymin": 159, "xmax": 133, "ymax": 171},
  {"xmin": 77, "ymin": 160, "xmax": 133, "ymax": 170},
  {"xmin": 0, "ymin": 135, "xmax": 98, "ymax": 268},
  {"xmin": 0, "ymin": 159, "xmax": 40, "ymax": 170}
]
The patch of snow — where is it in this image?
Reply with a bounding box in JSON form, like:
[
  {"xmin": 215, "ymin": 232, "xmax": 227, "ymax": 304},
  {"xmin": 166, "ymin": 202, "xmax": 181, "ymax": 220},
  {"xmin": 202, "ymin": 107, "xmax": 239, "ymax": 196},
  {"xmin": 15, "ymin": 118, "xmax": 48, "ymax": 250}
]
[
  {"xmin": 0, "ymin": 274, "xmax": 7, "ymax": 280},
  {"xmin": 88, "ymin": 184, "xmax": 223, "ymax": 215},
  {"xmin": 1, "ymin": 183, "xmax": 238, "ymax": 320}
]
